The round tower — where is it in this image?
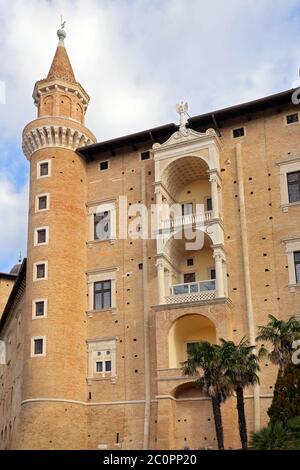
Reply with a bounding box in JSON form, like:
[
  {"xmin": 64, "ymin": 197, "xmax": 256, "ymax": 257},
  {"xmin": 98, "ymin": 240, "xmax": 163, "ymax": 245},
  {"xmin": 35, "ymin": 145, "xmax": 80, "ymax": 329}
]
[{"xmin": 18, "ymin": 27, "xmax": 96, "ymax": 449}]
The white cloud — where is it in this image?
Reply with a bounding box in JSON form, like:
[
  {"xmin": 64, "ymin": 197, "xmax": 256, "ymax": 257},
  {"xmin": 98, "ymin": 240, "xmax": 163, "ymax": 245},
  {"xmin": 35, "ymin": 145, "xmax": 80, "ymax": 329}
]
[
  {"xmin": 1, "ymin": 0, "xmax": 300, "ymax": 140},
  {"xmin": 0, "ymin": 175, "xmax": 28, "ymax": 272}
]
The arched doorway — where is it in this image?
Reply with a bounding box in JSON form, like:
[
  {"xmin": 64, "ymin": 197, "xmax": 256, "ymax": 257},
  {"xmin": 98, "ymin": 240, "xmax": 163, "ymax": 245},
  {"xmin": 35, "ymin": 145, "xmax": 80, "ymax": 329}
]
[{"xmin": 168, "ymin": 314, "xmax": 216, "ymax": 368}]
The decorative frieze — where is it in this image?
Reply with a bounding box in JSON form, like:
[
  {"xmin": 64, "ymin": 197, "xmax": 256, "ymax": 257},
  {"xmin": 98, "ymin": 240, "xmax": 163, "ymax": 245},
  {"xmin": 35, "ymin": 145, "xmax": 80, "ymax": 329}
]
[{"xmin": 22, "ymin": 124, "xmax": 93, "ymax": 160}]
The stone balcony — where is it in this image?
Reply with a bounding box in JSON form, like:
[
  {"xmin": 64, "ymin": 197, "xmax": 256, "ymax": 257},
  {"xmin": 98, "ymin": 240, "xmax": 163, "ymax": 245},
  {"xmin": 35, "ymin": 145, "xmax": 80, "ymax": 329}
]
[{"xmin": 165, "ymin": 279, "xmax": 216, "ymax": 304}]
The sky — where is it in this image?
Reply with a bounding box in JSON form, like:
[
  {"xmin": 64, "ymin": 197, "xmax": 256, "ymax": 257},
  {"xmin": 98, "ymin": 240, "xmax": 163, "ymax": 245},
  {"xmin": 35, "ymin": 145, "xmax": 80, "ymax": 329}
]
[{"xmin": 1, "ymin": 0, "xmax": 300, "ymax": 272}]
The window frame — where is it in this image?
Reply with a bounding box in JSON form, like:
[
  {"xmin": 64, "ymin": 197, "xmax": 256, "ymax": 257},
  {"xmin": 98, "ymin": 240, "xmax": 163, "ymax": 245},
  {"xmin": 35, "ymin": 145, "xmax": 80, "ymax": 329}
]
[
  {"xmin": 87, "ymin": 268, "xmax": 117, "ymax": 313},
  {"xmin": 294, "ymin": 251, "xmax": 300, "ymax": 284},
  {"xmin": 34, "ymin": 226, "xmax": 49, "ymax": 247},
  {"xmin": 87, "ymin": 200, "xmax": 116, "ymax": 243},
  {"xmin": 87, "ymin": 339, "xmax": 116, "ymax": 380},
  {"xmin": 287, "ymin": 171, "xmax": 300, "ymax": 204},
  {"xmin": 183, "ymin": 272, "xmax": 196, "ymax": 284},
  {"xmin": 93, "ymin": 280, "xmax": 112, "ymax": 310},
  {"xmin": 284, "ymin": 238, "xmax": 300, "ymax": 290},
  {"xmin": 31, "ymin": 336, "xmax": 46, "ymax": 357},
  {"xmin": 99, "ymin": 160, "xmax": 109, "ymax": 172},
  {"xmin": 32, "ymin": 298, "xmax": 48, "ymax": 319},
  {"xmin": 140, "ymin": 151, "xmax": 151, "ymax": 161},
  {"xmin": 232, "ymin": 127, "xmax": 245, "ymax": 139},
  {"xmin": 35, "ymin": 193, "xmax": 50, "ymax": 213},
  {"xmin": 277, "ymin": 157, "xmax": 300, "ymax": 211},
  {"xmin": 285, "ymin": 112, "xmax": 299, "ymax": 126},
  {"xmin": 37, "ymin": 159, "xmax": 51, "ymax": 179},
  {"xmin": 33, "ymin": 261, "xmax": 48, "ymax": 282}
]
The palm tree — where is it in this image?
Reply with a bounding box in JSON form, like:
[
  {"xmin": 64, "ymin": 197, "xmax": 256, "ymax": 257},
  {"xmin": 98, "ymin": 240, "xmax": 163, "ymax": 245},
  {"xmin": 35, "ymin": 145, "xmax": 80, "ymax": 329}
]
[
  {"xmin": 256, "ymin": 315, "xmax": 300, "ymax": 374},
  {"xmin": 182, "ymin": 341, "xmax": 230, "ymax": 450},
  {"xmin": 219, "ymin": 338, "xmax": 261, "ymax": 449}
]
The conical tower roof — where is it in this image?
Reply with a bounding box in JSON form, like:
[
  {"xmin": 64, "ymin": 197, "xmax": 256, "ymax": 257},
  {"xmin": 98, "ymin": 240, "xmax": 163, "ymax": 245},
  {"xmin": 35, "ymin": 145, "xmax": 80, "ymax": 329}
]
[{"xmin": 47, "ymin": 27, "xmax": 76, "ymax": 83}]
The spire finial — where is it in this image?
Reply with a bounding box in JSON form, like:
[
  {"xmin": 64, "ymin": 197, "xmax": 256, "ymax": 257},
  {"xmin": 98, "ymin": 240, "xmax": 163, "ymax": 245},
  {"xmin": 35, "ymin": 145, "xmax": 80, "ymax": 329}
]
[
  {"xmin": 176, "ymin": 101, "xmax": 188, "ymax": 130},
  {"xmin": 57, "ymin": 16, "xmax": 66, "ymax": 43}
]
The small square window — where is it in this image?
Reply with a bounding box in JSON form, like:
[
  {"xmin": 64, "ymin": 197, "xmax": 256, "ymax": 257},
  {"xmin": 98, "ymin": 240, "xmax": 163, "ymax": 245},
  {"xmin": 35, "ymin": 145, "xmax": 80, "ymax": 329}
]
[
  {"xmin": 36, "ymin": 264, "xmax": 46, "ymax": 279},
  {"xmin": 38, "ymin": 196, "xmax": 47, "ymax": 210},
  {"xmin": 286, "ymin": 113, "xmax": 299, "ymax": 125},
  {"xmin": 100, "ymin": 161, "xmax": 109, "ymax": 171},
  {"xmin": 35, "ymin": 301, "xmax": 45, "ymax": 317},
  {"xmin": 34, "ymin": 338, "xmax": 44, "ymax": 355},
  {"xmin": 37, "ymin": 229, "xmax": 46, "ymax": 244},
  {"xmin": 233, "ymin": 127, "xmax": 245, "ymax": 138},
  {"xmin": 187, "ymin": 259, "xmax": 194, "ymax": 266},
  {"xmin": 141, "ymin": 151, "xmax": 150, "ymax": 161},
  {"xmin": 39, "ymin": 162, "xmax": 49, "ymax": 176},
  {"xmin": 184, "ymin": 272, "xmax": 196, "ymax": 283}
]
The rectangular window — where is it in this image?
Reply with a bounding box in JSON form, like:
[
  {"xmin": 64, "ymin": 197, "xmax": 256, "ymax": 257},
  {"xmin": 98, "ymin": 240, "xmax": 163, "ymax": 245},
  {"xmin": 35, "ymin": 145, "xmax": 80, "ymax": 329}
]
[
  {"xmin": 141, "ymin": 151, "xmax": 150, "ymax": 161},
  {"xmin": 295, "ymin": 252, "xmax": 300, "ymax": 284},
  {"xmin": 210, "ymin": 268, "xmax": 216, "ymax": 280},
  {"xmin": 286, "ymin": 113, "xmax": 299, "ymax": 125},
  {"xmin": 36, "ymin": 263, "xmax": 46, "ymax": 279},
  {"xmin": 100, "ymin": 161, "xmax": 109, "ymax": 171},
  {"xmin": 35, "ymin": 301, "xmax": 45, "ymax": 317},
  {"xmin": 96, "ymin": 361, "xmax": 103, "ymax": 372},
  {"xmin": 233, "ymin": 127, "xmax": 245, "ymax": 138},
  {"xmin": 94, "ymin": 211, "xmax": 111, "ymax": 240},
  {"xmin": 37, "ymin": 229, "xmax": 46, "ymax": 244},
  {"xmin": 105, "ymin": 360, "xmax": 112, "ymax": 372},
  {"xmin": 34, "ymin": 338, "xmax": 44, "ymax": 355},
  {"xmin": 94, "ymin": 280, "xmax": 111, "ymax": 310},
  {"xmin": 206, "ymin": 197, "xmax": 213, "ymax": 211},
  {"xmin": 40, "ymin": 162, "xmax": 49, "ymax": 176},
  {"xmin": 287, "ymin": 171, "xmax": 300, "ymax": 203},
  {"xmin": 187, "ymin": 258, "xmax": 194, "ymax": 266},
  {"xmin": 38, "ymin": 196, "xmax": 47, "ymax": 210},
  {"xmin": 184, "ymin": 272, "xmax": 196, "ymax": 283},
  {"xmin": 37, "ymin": 160, "xmax": 51, "ymax": 179}
]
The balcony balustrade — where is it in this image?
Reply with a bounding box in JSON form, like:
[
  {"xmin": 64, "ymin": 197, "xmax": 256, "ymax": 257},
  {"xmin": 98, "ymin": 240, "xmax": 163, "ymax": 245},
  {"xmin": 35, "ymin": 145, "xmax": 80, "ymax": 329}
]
[
  {"xmin": 161, "ymin": 211, "xmax": 213, "ymax": 231},
  {"xmin": 165, "ymin": 279, "xmax": 216, "ymax": 304}
]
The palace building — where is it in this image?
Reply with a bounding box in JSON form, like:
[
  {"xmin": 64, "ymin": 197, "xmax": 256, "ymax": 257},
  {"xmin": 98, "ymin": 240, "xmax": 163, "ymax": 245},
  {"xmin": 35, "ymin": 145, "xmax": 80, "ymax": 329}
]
[{"xmin": 0, "ymin": 27, "xmax": 300, "ymax": 450}]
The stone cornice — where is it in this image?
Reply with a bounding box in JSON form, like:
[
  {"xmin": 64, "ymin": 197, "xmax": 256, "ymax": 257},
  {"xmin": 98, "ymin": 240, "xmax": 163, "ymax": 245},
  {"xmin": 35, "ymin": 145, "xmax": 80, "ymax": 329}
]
[{"xmin": 22, "ymin": 123, "xmax": 94, "ymax": 160}]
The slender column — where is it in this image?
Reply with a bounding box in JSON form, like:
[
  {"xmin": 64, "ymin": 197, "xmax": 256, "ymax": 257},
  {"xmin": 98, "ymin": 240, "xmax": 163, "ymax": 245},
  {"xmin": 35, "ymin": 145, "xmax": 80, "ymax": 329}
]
[
  {"xmin": 156, "ymin": 260, "xmax": 165, "ymax": 304},
  {"xmin": 213, "ymin": 250, "xmax": 225, "ymax": 297},
  {"xmin": 155, "ymin": 187, "xmax": 163, "ymax": 231},
  {"xmin": 210, "ymin": 172, "xmax": 219, "ymax": 219}
]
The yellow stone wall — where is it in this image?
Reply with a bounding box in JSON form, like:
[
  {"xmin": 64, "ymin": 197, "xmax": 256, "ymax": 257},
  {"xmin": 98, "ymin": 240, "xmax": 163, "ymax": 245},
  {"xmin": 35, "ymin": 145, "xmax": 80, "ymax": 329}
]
[
  {"xmin": 1, "ymin": 97, "xmax": 300, "ymax": 450},
  {"xmin": 0, "ymin": 278, "xmax": 15, "ymax": 320}
]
